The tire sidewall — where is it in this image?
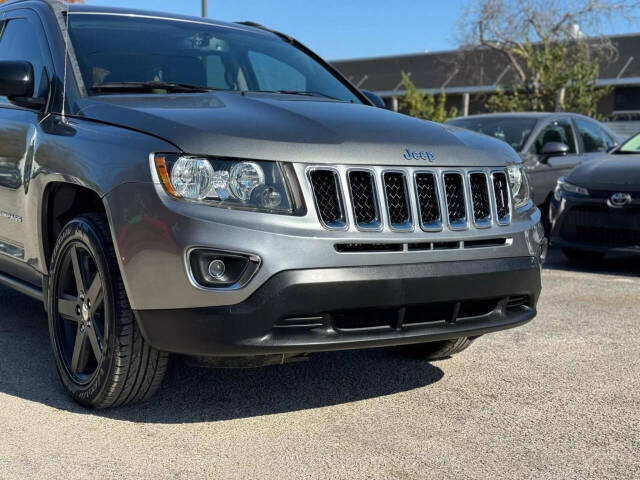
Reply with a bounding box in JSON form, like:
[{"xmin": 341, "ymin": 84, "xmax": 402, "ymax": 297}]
[{"xmin": 47, "ymin": 216, "xmax": 119, "ymax": 407}]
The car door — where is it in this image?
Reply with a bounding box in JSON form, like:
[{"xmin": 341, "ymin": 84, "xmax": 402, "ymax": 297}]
[
  {"xmin": 0, "ymin": 11, "xmax": 52, "ymax": 267},
  {"xmin": 524, "ymin": 117, "xmax": 579, "ymax": 206}
]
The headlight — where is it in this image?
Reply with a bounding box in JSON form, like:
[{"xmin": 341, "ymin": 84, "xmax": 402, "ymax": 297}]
[
  {"xmin": 154, "ymin": 154, "xmax": 294, "ymax": 213},
  {"xmin": 507, "ymin": 164, "xmax": 530, "ymax": 209},
  {"xmin": 554, "ymin": 177, "xmax": 589, "ymax": 201}
]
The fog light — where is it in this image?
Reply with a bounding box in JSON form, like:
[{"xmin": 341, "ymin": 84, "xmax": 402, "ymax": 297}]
[{"xmin": 208, "ymin": 259, "xmax": 226, "ymax": 279}]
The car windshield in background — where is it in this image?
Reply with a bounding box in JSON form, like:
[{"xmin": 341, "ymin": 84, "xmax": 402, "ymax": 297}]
[
  {"xmin": 67, "ymin": 14, "xmax": 362, "ymax": 103},
  {"xmin": 615, "ymin": 132, "xmax": 640, "ymax": 154},
  {"xmin": 448, "ymin": 117, "xmax": 537, "ymax": 152}
]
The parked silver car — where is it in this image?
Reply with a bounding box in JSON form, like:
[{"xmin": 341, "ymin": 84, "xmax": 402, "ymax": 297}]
[
  {"xmin": 0, "ymin": 1, "xmax": 544, "ymax": 408},
  {"xmin": 447, "ymin": 113, "xmax": 622, "ymax": 215}
]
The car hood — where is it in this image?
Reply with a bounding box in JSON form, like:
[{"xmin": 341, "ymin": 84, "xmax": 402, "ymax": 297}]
[
  {"xmin": 567, "ymin": 154, "xmax": 640, "ymax": 190},
  {"xmin": 75, "ymin": 92, "xmax": 519, "ymax": 166}
]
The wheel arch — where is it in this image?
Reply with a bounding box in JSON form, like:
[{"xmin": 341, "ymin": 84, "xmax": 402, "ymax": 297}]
[{"xmin": 41, "ymin": 182, "xmax": 108, "ymax": 270}]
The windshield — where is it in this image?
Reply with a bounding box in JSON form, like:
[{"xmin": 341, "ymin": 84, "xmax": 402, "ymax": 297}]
[
  {"xmin": 67, "ymin": 14, "xmax": 362, "ymax": 103},
  {"xmin": 447, "ymin": 117, "xmax": 537, "ymax": 152},
  {"xmin": 616, "ymin": 132, "xmax": 640, "ymax": 154}
]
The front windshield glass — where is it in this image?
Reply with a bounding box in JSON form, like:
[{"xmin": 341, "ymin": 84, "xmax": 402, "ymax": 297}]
[
  {"xmin": 67, "ymin": 14, "xmax": 362, "ymax": 103},
  {"xmin": 616, "ymin": 133, "xmax": 640, "ymax": 154},
  {"xmin": 447, "ymin": 117, "xmax": 537, "ymax": 152}
]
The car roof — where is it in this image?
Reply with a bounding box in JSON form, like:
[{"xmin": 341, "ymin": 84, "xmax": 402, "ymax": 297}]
[
  {"xmin": 1, "ymin": 0, "xmax": 274, "ymax": 38},
  {"xmin": 449, "ymin": 112, "xmax": 596, "ymax": 122}
]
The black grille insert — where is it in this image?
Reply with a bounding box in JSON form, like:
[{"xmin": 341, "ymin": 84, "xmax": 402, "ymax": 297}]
[
  {"xmin": 415, "ymin": 173, "xmax": 441, "ymax": 229},
  {"xmin": 383, "ymin": 172, "xmax": 411, "ymax": 228},
  {"xmin": 332, "ymin": 299, "xmax": 501, "ymax": 331},
  {"xmin": 493, "ymin": 172, "xmax": 510, "ymax": 222},
  {"xmin": 348, "ymin": 171, "xmax": 379, "ymax": 228},
  {"xmin": 470, "ymin": 173, "xmax": 491, "ymax": 223},
  {"xmin": 444, "ymin": 173, "xmax": 466, "ymax": 225},
  {"xmin": 309, "ymin": 169, "xmax": 344, "ymax": 228},
  {"xmin": 335, "ymin": 243, "xmax": 403, "ymax": 253}
]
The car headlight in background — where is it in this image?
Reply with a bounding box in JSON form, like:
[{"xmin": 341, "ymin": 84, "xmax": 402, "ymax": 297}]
[
  {"xmin": 554, "ymin": 177, "xmax": 589, "ymax": 201},
  {"xmin": 507, "ymin": 164, "xmax": 530, "ymax": 208},
  {"xmin": 154, "ymin": 154, "xmax": 294, "ymax": 213}
]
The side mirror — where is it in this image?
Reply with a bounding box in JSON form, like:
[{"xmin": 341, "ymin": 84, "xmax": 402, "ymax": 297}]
[
  {"xmin": 540, "ymin": 141, "xmax": 569, "ymax": 163},
  {"xmin": 0, "ymin": 60, "xmax": 44, "ymax": 109},
  {"xmin": 361, "ymin": 89, "xmax": 386, "ymax": 109}
]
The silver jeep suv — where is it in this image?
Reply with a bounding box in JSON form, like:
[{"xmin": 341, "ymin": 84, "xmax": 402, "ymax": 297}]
[{"xmin": 0, "ymin": 0, "xmax": 544, "ymax": 408}]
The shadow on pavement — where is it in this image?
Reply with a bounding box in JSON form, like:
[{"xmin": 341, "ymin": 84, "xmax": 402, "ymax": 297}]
[
  {"xmin": 0, "ymin": 286, "xmax": 444, "ymax": 424},
  {"xmin": 543, "ymin": 245, "xmax": 640, "ymax": 278}
]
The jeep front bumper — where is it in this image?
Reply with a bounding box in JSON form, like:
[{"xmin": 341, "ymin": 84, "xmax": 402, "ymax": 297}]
[{"xmin": 134, "ymin": 257, "xmax": 541, "ymax": 356}]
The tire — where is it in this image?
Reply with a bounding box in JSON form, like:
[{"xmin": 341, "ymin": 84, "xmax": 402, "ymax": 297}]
[
  {"xmin": 540, "ymin": 195, "xmax": 552, "ymax": 238},
  {"xmin": 396, "ymin": 337, "xmax": 476, "ymax": 360},
  {"xmin": 47, "ymin": 214, "xmax": 168, "ymax": 408},
  {"xmin": 562, "ymin": 248, "xmax": 604, "ymax": 266}
]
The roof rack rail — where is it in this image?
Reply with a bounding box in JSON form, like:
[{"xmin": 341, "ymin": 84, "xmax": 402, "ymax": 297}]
[{"xmin": 234, "ymin": 21, "xmax": 294, "ymax": 43}]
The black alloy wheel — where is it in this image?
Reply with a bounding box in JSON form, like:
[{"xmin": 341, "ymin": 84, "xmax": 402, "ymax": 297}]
[
  {"xmin": 48, "ymin": 214, "xmax": 168, "ymax": 408},
  {"xmin": 52, "ymin": 243, "xmax": 107, "ymax": 385}
]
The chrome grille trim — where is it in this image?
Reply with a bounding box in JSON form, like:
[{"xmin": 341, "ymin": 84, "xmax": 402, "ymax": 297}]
[
  {"xmin": 347, "ymin": 169, "xmax": 382, "ymax": 231},
  {"xmin": 413, "ymin": 171, "xmax": 443, "ymax": 232},
  {"xmin": 382, "ymin": 170, "xmax": 413, "ymax": 232},
  {"xmin": 490, "ymin": 170, "xmax": 512, "ymax": 226},
  {"xmin": 442, "ymin": 171, "xmax": 468, "ymax": 231},
  {"xmin": 467, "ymin": 171, "xmax": 492, "ymax": 229},
  {"xmin": 307, "ymin": 167, "xmax": 348, "ymax": 231},
  {"xmin": 307, "ymin": 166, "xmax": 513, "ymax": 232}
]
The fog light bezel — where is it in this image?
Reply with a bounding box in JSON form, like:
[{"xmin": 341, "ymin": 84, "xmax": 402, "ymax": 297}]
[{"xmin": 186, "ymin": 248, "xmax": 261, "ymax": 290}]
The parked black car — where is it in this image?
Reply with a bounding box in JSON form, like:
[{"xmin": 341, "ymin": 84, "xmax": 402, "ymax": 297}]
[
  {"xmin": 550, "ymin": 131, "xmax": 640, "ymax": 264},
  {"xmin": 447, "ymin": 113, "xmax": 622, "ymax": 215}
]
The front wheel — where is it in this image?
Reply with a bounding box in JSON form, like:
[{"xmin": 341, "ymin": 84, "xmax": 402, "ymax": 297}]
[
  {"xmin": 396, "ymin": 337, "xmax": 476, "ymax": 360},
  {"xmin": 47, "ymin": 214, "xmax": 168, "ymax": 408}
]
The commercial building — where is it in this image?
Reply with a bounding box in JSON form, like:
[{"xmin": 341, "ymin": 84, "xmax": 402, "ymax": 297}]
[{"xmin": 332, "ymin": 33, "xmax": 640, "ymax": 128}]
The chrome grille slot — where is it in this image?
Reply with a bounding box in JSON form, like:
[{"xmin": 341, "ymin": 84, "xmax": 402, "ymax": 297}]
[
  {"xmin": 469, "ymin": 172, "xmax": 491, "ymax": 226},
  {"xmin": 443, "ymin": 173, "xmax": 467, "ymax": 229},
  {"xmin": 309, "ymin": 169, "xmax": 346, "ymax": 229},
  {"xmin": 383, "ymin": 172, "xmax": 412, "ymax": 230},
  {"xmin": 348, "ymin": 170, "xmax": 380, "ymax": 229},
  {"xmin": 492, "ymin": 172, "xmax": 511, "ymax": 224},
  {"xmin": 414, "ymin": 172, "xmax": 441, "ymax": 231}
]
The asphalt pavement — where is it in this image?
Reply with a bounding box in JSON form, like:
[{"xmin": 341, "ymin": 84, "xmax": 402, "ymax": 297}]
[{"xmin": 0, "ymin": 247, "xmax": 638, "ymax": 479}]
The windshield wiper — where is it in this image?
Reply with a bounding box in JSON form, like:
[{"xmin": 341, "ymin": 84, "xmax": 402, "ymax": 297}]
[
  {"xmin": 246, "ymin": 90, "xmax": 342, "ymax": 101},
  {"xmin": 91, "ymin": 81, "xmax": 224, "ymax": 94}
]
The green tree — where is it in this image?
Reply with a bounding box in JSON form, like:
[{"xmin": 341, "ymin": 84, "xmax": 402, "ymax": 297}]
[
  {"xmin": 461, "ymin": 0, "xmax": 638, "ymax": 116},
  {"xmin": 486, "ymin": 37, "xmax": 610, "ymax": 116},
  {"xmin": 399, "ymin": 72, "xmax": 458, "ymax": 122}
]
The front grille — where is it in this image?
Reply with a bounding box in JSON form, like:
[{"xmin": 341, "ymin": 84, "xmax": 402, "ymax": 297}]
[
  {"xmin": 444, "ymin": 173, "xmax": 466, "ymax": 226},
  {"xmin": 309, "ymin": 169, "xmax": 345, "ymax": 228},
  {"xmin": 470, "ymin": 173, "xmax": 491, "ymax": 224},
  {"xmin": 577, "ymin": 227, "xmax": 640, "ymax": 247},
  {"xmin": 492, "ymin": 172, "xmax": 510, "ymax": 222},
  {"xmin": 383, "ymin": 172, "xmax": 411, "ymax": 228},
  {"xmin": 415, "ymin": 173, "xmax": 441, "ymax": 230},
  {"xmin": 308, "ymin": 166, "xmax": 513, "ymax": 232},
  {"xmin": 348, "ymin": 170, "xmax": 379, "ymax": 228},
  {"xmin": 560, "ymin": 206, "xmax": 640, "ymax": 247},
  {"xmin": 331, "ymin": 298, "xmax": 501, "ymax": 331}
]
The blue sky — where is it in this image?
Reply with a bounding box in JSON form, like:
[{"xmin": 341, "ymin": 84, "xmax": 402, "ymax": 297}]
[{"xmin": 81, "ymin": 0, "xmax": 639, "ymax": 60}]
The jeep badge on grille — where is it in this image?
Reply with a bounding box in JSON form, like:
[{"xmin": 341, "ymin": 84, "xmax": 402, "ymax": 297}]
[{"xmin": 403, "ymin": 148, "xmax": 435, "ymax": 162}]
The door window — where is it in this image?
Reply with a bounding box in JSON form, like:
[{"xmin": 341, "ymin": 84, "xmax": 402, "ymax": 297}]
[
  {"xmin": 534, "ymin": 119, "xmax": 577, "ymax": 154},
  {"xmin": 0, "ymin": 18, "xmax": 50, "ymax": 101},
  {"xmin": 574, "ymin": 119, "xmax": 609, "ymax": 153}
]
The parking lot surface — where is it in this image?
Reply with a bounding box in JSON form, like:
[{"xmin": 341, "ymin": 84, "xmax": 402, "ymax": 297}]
[{"xmin": 0, "ymin": 248, "xmax": 638, "ymax": 480}]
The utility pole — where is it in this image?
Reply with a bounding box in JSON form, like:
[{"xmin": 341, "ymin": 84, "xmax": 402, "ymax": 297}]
[{"xmin": 202, "ymin": 0, "xmax": 207, "ymax": 17}]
